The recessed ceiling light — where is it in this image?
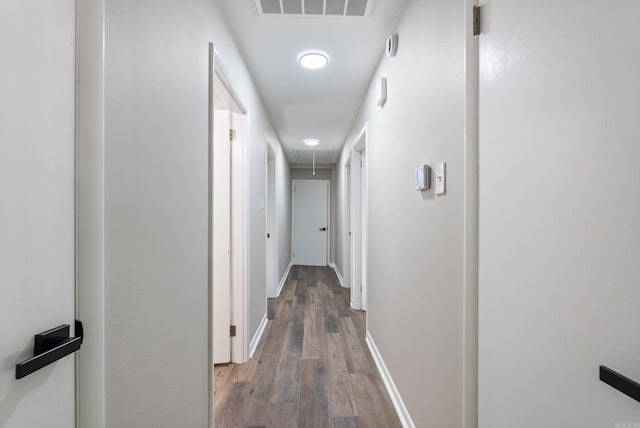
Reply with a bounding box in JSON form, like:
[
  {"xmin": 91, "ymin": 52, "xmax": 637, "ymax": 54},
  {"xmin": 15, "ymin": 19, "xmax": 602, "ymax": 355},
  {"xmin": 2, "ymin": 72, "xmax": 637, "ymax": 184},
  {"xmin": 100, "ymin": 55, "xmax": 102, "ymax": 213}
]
[
  {"xmin": 299, "ymin": 52, "xmax": 328, "ymax": 69},
  {"xmin": 304, "ymin": 139, "xmax": 320, "ymax": 146}
]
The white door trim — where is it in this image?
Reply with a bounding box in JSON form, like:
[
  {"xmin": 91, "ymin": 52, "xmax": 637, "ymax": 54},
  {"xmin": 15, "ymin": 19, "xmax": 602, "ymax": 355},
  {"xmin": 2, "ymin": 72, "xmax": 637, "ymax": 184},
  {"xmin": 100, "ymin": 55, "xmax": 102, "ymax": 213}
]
[
  {"xmin": 76, "ymin": 1, "xmax": 106, "ymax": 427},
  {"xmin": 463, "ymin": 2, "xmax": 479, "ymax": 427},
  {"xmin": 350, "ymin": 124, "xmax": 368, "ymax": 311},
  {"xmin": 211, "ymin": 49, "xmax": 249, "ymax": 368},
  {"xmin": 265, "ymin": 140, "xmax": 277, "ymax": 298},
  {"xmin": 343, "ymin": 158, "xmax": 352, "ymax": 289}
]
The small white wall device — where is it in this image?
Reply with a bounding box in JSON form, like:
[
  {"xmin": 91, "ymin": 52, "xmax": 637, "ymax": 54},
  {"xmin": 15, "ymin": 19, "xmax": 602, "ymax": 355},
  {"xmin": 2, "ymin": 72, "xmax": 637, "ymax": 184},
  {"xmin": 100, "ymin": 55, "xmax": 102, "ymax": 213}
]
[
  {"xmin": 435, "ymin": 162, "xmax": 446, "ymax": 195},
  {"xmin": 377, "ymin": 77, "xmax": 387, "ymax": 108},
  {"xmin": 386, "ymin": 33, "xmax": 399, "ymax": 57},
  {"xmin": 416, "ymin": 164, "xmax": 431, "ymax": 191}
]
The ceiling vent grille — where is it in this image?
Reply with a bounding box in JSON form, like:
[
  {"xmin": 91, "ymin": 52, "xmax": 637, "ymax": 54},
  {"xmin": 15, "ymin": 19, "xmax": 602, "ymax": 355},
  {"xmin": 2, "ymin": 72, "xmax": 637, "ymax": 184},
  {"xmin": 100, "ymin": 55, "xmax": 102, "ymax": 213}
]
[
  {"xmin": 295, "ymin": 149, "xmax": 333, "ymax": 164},
  {"xmin": 254, "ymin": 0, "xmax": 374, "ymax": 18}
]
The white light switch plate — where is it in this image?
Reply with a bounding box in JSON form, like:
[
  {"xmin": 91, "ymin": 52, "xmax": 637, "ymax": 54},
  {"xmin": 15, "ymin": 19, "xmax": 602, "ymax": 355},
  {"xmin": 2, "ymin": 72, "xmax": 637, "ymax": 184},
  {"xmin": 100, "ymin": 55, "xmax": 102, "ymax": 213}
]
[{"xmin": 435, "ymin": 162, "xmax": 446, "ymax": 195}]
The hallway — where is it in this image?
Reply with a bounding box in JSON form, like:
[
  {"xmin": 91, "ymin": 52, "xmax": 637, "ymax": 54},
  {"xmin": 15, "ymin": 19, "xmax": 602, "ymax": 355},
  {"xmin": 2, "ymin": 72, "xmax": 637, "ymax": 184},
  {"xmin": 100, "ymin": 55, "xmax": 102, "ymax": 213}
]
[{"xmin": 214, "ymin": 266, "xmax": 401, "ymax": 427}]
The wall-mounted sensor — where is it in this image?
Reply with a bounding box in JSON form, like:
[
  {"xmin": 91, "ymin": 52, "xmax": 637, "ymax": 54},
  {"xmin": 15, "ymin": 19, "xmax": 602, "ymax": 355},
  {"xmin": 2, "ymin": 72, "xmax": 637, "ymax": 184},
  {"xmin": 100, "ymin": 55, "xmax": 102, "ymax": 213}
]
[
  {"xmin": 416, "ymin": 164, "xmax": 431, "ymax": 191},
  {"xmin": 386, "ymin": 33, "xmax": 399, "ymax": 57},
  {"xmin": 377, "ymin": 77, "xmax": 387, "ymax": 108}
]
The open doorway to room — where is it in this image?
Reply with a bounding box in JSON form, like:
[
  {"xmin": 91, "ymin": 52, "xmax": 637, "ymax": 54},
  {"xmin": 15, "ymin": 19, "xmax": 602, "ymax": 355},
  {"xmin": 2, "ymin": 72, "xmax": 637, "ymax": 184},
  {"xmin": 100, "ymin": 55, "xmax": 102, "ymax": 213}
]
[{"xmin": 211, "ymin": 48, "xmax": 248, "ymax": 367}]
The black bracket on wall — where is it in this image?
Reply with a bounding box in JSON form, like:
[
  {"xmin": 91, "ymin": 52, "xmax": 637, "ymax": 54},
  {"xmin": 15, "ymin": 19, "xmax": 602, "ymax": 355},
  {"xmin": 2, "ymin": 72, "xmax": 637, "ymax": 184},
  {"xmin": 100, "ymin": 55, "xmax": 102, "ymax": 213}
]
[
  {"xmin": 600, "ymin": 365, "xmax": 640, "ymax": 403},
  {"xmin": 15, "ymin": 321, "xmax": 83, "ymax": 379}
]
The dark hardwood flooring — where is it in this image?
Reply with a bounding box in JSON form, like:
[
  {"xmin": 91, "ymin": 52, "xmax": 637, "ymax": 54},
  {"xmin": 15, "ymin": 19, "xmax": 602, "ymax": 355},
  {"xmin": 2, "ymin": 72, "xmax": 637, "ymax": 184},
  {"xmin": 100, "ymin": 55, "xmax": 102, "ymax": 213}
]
[{"xmin": 214, "ymin": 265, "xmax": 402, "ymax": 428}]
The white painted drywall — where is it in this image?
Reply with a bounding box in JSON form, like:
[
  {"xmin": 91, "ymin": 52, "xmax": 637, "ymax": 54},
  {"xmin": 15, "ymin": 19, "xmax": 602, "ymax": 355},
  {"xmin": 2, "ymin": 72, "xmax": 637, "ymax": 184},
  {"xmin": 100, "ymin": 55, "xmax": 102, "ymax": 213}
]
[
  {"xmin": 104, "ymin": 0, "xmax": 288, "ymax": 425},
  {"xmin": 104, "ymin": 1, "xmax": 210, "ymax": 424},
  {"xmin": 478, "ymin": 1, "xmax": 640, "ymax": 426},
  {"xmin": 335, "ymin": 0, "xmax": 469, "ymax": 425}
]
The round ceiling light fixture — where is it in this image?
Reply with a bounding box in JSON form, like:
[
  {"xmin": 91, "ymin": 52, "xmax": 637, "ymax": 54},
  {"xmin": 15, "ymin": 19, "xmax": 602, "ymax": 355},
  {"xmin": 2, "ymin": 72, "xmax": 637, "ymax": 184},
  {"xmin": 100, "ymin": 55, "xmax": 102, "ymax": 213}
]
[
  {"xmin": 298, "ymin": 52, "xmax": 329, "ymax": 69},
  {"xmin": 304, "ymin": 138, "xmax": 320, "ymax": 146}
]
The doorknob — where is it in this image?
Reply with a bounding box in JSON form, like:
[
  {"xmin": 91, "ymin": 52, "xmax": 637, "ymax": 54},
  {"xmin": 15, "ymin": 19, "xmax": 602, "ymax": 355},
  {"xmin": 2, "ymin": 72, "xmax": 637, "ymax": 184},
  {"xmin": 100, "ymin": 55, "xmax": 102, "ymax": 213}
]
[
  {"xmin": 15, "ymin": 321, "xmax": 83, "ymax": 379},
  {"xmin": 319, "ymin": 227, "xmax": 327, "ymax": 231}
]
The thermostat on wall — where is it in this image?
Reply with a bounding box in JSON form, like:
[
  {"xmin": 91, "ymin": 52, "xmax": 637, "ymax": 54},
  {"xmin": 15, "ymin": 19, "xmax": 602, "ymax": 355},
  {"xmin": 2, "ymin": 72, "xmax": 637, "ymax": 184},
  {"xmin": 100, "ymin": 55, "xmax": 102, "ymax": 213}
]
[{"xmin": 416, "ymin": 164, "xmax": 431, "ymax": 191}]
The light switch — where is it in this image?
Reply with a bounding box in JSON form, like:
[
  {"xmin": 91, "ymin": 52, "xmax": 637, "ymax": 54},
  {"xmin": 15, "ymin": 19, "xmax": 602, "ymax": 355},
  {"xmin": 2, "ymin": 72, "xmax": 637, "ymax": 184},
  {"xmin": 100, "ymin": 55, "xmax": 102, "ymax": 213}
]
[{"xmin": 435, "ymin": 162, "xmax": 446, "ymax": 195}]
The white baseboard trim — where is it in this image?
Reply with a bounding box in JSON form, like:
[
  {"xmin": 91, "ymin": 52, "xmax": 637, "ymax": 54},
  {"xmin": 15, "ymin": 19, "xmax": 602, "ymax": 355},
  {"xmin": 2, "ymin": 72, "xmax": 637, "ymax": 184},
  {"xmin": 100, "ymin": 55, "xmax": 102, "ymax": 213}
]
[
  {"xmin": 275, "ymin": 260, "xmax": 293, "ymax": 297},
  {"xmin": 329, "ymin": 262, "xmax": 345, "ymax": 288},
  {"xmin": 366, "ymin": 331, "xmax": 416, "ymax": 428},
  {"xmin": 249, "ymin": 313, "xmax": 268, "ymax": 359}
]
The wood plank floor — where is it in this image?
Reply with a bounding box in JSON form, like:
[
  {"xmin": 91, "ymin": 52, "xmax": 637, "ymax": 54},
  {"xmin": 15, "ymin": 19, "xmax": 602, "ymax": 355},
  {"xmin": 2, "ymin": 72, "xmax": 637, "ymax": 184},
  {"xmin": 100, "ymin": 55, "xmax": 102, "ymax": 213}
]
[{"xmin": 214, "ymin": 265, "xmax": 402, "ymax": 428}]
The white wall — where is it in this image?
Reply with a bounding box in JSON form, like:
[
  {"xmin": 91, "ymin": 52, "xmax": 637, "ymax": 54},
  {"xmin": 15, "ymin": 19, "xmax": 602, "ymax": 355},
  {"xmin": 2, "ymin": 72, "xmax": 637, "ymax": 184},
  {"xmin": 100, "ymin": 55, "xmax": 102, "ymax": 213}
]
[
  {"xmin": 478, "ymin": 1, "xmax": 640, "ymax": 426},
  {"xmin": 104, "ymin": 0, "xmax": 287, "ymax": 425},
  {"xmin": 335, "ymin": 0, "xmax": 471, "ymax": 425}
]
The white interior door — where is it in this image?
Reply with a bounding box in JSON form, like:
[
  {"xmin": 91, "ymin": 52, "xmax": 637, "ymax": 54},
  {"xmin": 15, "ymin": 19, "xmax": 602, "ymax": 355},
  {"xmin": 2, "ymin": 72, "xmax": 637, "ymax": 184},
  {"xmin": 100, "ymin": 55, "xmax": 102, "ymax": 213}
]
[
  {"xmin": 478, "ymin": 1, "xmax": 640, "ymax": 426},
  {"xmin": 293, "ymin": 180, "xmax": 329, "ymax": 267},
  {"xmin": 0, "ymin": 1, "xmax": 77, "ymax": 426},
  {"xmin": 212, "ymin": 109, "xmax": 231, "ymax": 364}
]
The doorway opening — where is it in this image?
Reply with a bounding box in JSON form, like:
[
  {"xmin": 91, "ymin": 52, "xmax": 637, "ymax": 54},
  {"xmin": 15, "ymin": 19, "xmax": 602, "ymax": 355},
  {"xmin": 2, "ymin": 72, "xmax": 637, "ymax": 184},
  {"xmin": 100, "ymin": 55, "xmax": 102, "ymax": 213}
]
[
  {"xmin": 350, "ymin": 125, "xmax": 368, "ymax": 311},
  {"xmin": 211, "ymin": 48, "xmax": 248, "ymax": 367}
]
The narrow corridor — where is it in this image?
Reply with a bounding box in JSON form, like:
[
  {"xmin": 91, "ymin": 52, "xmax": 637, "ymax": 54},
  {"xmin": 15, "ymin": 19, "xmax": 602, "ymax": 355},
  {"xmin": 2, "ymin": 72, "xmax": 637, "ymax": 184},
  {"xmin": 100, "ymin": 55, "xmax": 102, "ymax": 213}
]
[{"xmin": 214, "ymin": 266, "xmax": 401, "ymax": 427}]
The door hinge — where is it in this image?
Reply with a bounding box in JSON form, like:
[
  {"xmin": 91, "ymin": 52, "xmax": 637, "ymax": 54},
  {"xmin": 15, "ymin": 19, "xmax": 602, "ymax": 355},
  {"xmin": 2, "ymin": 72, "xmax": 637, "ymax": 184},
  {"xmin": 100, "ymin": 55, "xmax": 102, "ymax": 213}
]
[
  {"xmin": 230, "ymin": 325, "xmax": 236, "ymax": 337},
  {"xmin": 229, "ymin": 129, "xmax": 236, "ymax": 140},
  {"xmin": 473, "ymin": 5, "xmax": 481, "ymax": 36}
]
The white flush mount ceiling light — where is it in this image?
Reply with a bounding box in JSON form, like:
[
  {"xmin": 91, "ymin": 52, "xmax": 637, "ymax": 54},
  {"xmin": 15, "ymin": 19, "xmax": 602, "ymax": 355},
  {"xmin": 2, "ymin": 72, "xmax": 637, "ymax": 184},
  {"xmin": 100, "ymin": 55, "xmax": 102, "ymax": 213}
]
[
  {"xmin": 304, "ymin": 138, "xmax": 320, "ymax": 146},
  {"xmin": 298, "ymin": 52, "xmax": 328, "ymax": 69}
]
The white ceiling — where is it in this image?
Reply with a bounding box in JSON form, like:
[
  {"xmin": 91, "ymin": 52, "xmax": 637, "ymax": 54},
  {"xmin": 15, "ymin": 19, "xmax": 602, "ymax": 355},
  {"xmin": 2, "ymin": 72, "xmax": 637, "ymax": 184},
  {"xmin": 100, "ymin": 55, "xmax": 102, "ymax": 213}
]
[{"xmin": 218, "ymin": 0, "xmax": 406, "ymax": 164}]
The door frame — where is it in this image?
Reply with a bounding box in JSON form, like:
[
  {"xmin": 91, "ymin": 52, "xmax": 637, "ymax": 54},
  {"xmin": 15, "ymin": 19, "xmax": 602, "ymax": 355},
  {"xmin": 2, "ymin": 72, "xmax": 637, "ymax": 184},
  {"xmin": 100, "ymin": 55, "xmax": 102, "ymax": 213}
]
[
  {"xmin": 265, "ymin": 140, "xmax": 276, "ymax": 298},
  {"xmin": 350, "ymin": 125, "xmax": 368, "ymax": 311},
  {"xmin": 210, "ymin": 47, "xmax": 250, "ymax": 369},
  {"xmin": 463, "ymin": 2, "xmax": 479, "ymax": 428},
  {"xmin": 343, "ymin": 158, "xmax": 352, "ymax": 289},
  {"xmin": 76, "ymin": 1, "xmax": 106, "ymax": 427},
  {"xmin": 291, "ymin": 179, "xmax": 331, "ymax": 267}
]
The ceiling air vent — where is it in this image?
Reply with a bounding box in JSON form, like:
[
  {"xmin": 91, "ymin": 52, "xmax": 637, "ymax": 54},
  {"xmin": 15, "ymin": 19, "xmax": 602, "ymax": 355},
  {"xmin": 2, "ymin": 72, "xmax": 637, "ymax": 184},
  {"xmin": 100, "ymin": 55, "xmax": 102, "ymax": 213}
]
[
  {"xmin": 295, "ymin": 149, "xmax": 333, "ymax": 164},
  {"xmin": 255, "ymin": 0, "xmax": 374, "ymax": 18}
]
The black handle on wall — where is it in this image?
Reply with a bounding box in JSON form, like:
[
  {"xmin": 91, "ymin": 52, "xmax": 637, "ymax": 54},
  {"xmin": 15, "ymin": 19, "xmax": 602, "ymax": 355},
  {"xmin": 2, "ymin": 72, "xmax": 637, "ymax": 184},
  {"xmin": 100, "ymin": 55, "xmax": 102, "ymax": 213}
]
[
  {"xmin": 600, "ymin": 365, "xmax": 640, "ymax": 403},
  {"xmin": 15, "ymin": 321, "xmax": 83, "ymax": 379},
  {"xmin": 319, "ymin": 227, "xmax": 327, "ymax": 231}
]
